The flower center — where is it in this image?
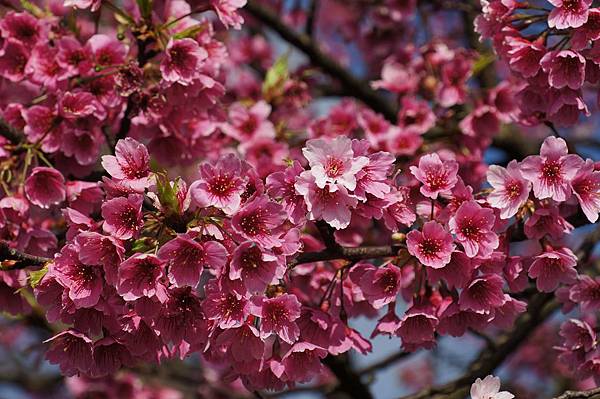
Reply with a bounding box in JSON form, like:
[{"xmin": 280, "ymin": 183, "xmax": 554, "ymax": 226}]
[{"xmin": 325, "ymin": 157, "xmax": 345, "ymax": 178}]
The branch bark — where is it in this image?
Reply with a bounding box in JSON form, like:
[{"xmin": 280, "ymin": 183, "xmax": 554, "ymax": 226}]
[
  {"xmin": 244, "ymin": 0, "xmax": 398, "ymax": 122},
  {"xmin": 554, "ymin": 388, "xmax": 600, "ymax": 399},
  {"xmin": 0, "ymin": 241, "xmax": 51, "ymax": 270},
  {"xmin": 288, "ymin": 245, "xmax": 401, "ymax": 268}
]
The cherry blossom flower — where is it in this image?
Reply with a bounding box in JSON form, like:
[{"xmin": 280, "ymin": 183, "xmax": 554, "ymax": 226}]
[
  {"xmin": 449, "ymin": 200, "xmax": 498, "ymax": 258},
  {"xmin": 24, "ymin": 167, "xmax": 66, "ymax": 208},
  {"xmin": 487, "ymin": 160, "xmax": 531, "ymax": 219},
  {"xmin": 101, "ymin": 138, "xmax": 152, "ymax": 191},
  {"xmin": 231, "ymin": 195, "xmax": 287, "ymax": 248},
  {"xmin": 521, "ymin": 137, "xmax": 583, "ymax": 202},
  {"xmin": 459, "ymin": 274, "xmax": 506, "ymax": 314},
  {"xmin": 541, "ymin": 50, "xmax": 587, "ymax": 90},
  {"xmin": 410, "ymin": 153, "xmax": 459, "ymax": 199},
  {"xmin": 406, "ymin": 221, "xmax": 455, "ymax": 268},
  {"xmin": 45, "ymin": 330, "xmax": 94, "ymax": 376},
  {"xmin": 117, "ymin": 254, "xmax": 168, "ymax": 302},
  {"xmin": 571, "ymin": 159, "xmax": 600, "ymax": 222},
  {"xmin": 221, "ymin": 101, "xmax": 276, "ymax": 141},
  {"xmin": 229, "ymin": 241, "xmax": 285, "ymax": 292},
  {"xmin": 101, "ymin": 194, "xmax": 144, "ymax": 240},
  {"xmin": 160, "ymin": 38, "xmax": 208, "ymax": 85},
  {"xmin": 528, "ymin": 247, "xmax": 578, "ymax": 292},
  {"xmin": 548, "ymin": 0, "xmax": 592, "ymax": 29},
  {"xmin": 350, "ymin": 263, "xmax": 402, "ymax": 309},
  {"xmin": 302, "ymin": 136, "xmax": 369, "ymax": 191},
  {"xmin": 470, "ymin": 375, "xmax": 514, "ymax": 399},
  {"xmin": 54, "ymin": 244, "xmax": 104, "ymax": 309},
  {"xmin": 251, "ymin": 294, "xmax": 302, "ymax": 344}
]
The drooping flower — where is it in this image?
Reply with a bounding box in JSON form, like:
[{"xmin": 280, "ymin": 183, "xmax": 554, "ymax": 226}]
[
  {"xmin": 101, "ymin": 138, "xmax": 151, "ymax": 191},
  {"xmin": 189, "ymin": 153, "xmax": 247, "ymax": 215},
  {"xmin": 231, "ymin": 195, "xmax": 287, "ymax": 248},
  {"xmin": 101, "ymin": 194, "xmax": 144, "ymax": 240},
  {"xmin": 158, "ymin": 235, "xmax": 227, "ymax": 288},
  {"xmin": 302, "ymin": 136, "xmax": 369, "ymax": 191},
  {"xmin": 295, "ymin": 172, "xmax": 358, "ymax": 230},
  {"xmin": 528, "ymin": 247, "xmax": 578, "ymax": 292},
  {"xmin": 276, "ymin": 342, "xmax": 327, "ymax": 383},
  {"xmin": 350, "ymin": 262, "xmax": 403, "ymax": 309},
  {"xmin": 45, "ymin": 330, "xmax": 94, "ymax": 376},
  {"xmin": 520, "ymin": 137, "xmax": 583, "ymax": 202},
  {"xmin": 459, "ymin": 274, "xmax": 506, "ymax": 314},
  {"xmin": 449, "ymin": 200, "xmax": 498, "ymax": 258},
  {"xmin": 541, "ymin": 50, "xmax": 586, "ymax": 90},
  {"xmin": 570, "ymin": 275, "xmax": 600, "ymax": 312},
  {"xmin": 54, "ymin": 244, "xmax": 104, "ymax": 308},
  {"xmin": 571, "ymin": 159, "xmax": 600, "ymax": 223},
  {"xmin": 559, "ymin": 319, "xmax": 596, "ymax": 352},
  {"xmin": 229, "ymin": 241, "xmax": 285, "ymax": 292},
  {"xmin": 410, "ymin": 153, "xmax": 459, "ymax": 199},
  {"xmin": 24, "ymin": 167, "xmax": 66, "ymax": 208},
  {"xmin": 117, "ymin": 254, "xmax": 168, "ymax": 302},
  {"xmin": 547, "ymin": 0, "xmax": 592, "ymax": 29},
  {"xmin": 202, "ymin": 281, "xmax": 249, "ymax": 329},
  {"xmin": 486, "ymin": 160, "xmax": 531, "ymax": 219},
  {"xmin": 470, "ymin": 375, "xmax": 514, "ymax": 399},
  {"xmin": 251, "ymin": 294, "xmax": 302, "ymax": 344},
  {"xmin": 397, "ymin": 307, "xmax": 438, "ymax": 350},
  {"xmin": 160, "ymin": 38, "xmax": 208, "ymax": 85},
  {"xmin": 406, "ymin": 221, "xmax": 455, "ymax": 268}
]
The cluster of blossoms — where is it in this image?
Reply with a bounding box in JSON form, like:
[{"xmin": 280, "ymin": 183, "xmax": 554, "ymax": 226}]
[
  {"xmin": 476, "ymin": 0, "xmax": 600, "ymax": 127},
  {"xmin": 13, "ymin": 131, "xmax": 595, "ymax": 389},
  {"xmin": 1, "ymin": 0, "xmax": 600, "ymax": 396}
]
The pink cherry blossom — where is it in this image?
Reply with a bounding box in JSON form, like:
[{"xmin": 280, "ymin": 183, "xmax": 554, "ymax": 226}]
[
  {"xmin": 449, "ymin": 200, "xmax": 498, "ymax": 258},
  {"xmin": 406, "ymin": 221, "xmax": 455, "ymax": 268},
  {"xmin": 24, "ymin": 167, "xmax": 66, "ymax": 208},
  {"xmin": 160, "ymin": 38, "xmax": 208, "ymax": 85},
  {"xmin": 251, "ymin": 294, "xmax": 302, "ymax": 344},
  {"xmin": 541, "ymin": 50, "xmax": 587, "ymax": 90},
  {"xmin": 231, "ymin": 195, "xmax": 287, "ymax": 248},
  {"xmin": 101, "ymin": 138, "xmax": 151, "ymax": 191},
  {"xmin": 548, "ymin": 0, "xmax": 592, "ymax": 29},
  {"xmin": 117, "ymin": 254, "xmax": 168, "ymax": 302},
  {"xmin": 101, "ymin": 194, "xmax": 144, "ymax": 240},
  {"xmin": 229, "ymin": 241, "xmax": 285, "ymax": 292},
  {"xmin": 571, "ymin": 159, "xmax": 600, "ymax": 222},
  {"xmin": 528, "ymin": 247, "xmax": 578, "ymax": 292},
  {"xmin": 410, "ymin": 153, "xmax": 459, "ymax": 199},
  {"xmin": 520, "ymin": 137, "xmax": 584, "ymax": 202},
  {"xmin": 486, "ymin": 160, "xmax": 531, "ymax": 219},
  {"xmin": 470, "ymin": 375, "xmax": 514, "ymax": 399}
]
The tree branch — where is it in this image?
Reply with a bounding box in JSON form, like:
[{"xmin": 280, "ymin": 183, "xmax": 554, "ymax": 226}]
[
  {"xmin": 244, "ymin": 0, "xmax": 398, "ymax": 122},
  {"xmin": 0, "ymin": 241, "xmax": 51, "ymax": 270},
  {"xmin": 0, "ymin": 117, "xmax": 24, "ymax": 144},
  {"xmin": 323, "ymin": 355, "xmax": 374, "ymax": 399},
  {"xmin": 358, "ymin": 351, "xmax": 411, "ymax": 376},
  {"xmin": 288, "ymin": 245, "xmax": 402, "ymax": 268},
  {"xmin": 554, "ymin": 388, "xmax": 600, "ymax": 399}
]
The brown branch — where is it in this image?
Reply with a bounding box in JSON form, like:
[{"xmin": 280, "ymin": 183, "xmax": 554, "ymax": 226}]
[
  {"xmin": 244, "ymin": 0, "xmax": 398, "ymax": 122},
  {"xmin": 288, "ymin": 245, "xmax": 401, "ymax": 267},
  {"xmin": 554, "ymin": 388, "xmax": 600, "ymax": 399},
  {"xmin": 0, "ymin": 117, "xmax": 24, "ymax": 144},
  {"xmin": 323, "ymin": 355, "xmax": 374, "ymax": 399},
  {"xmin": 0, "ymin": 241, "xmax": 51, "ymax": 270}
]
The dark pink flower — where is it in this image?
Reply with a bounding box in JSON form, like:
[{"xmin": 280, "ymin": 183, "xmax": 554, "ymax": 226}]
[
  {"xmin": 528, "ymin": 247, "xmax": 578, "ymax": 292},
  {"xmin": 161, "ymin": 38, "xmax": 207, "ymax": 85},
  {"xmin": 487, "ymin": 160, "xmax": 531, "ymax": 219},
  {"xmin": 101, "ymin": 194, "xmax": 144, "ymax": 240},
  {"xmin": 57, "ymin": 36, "xmax": 92, "ymax": 77},
  {"xmin": 459, "ymin": 274, "xmax": 506, "ymax": 313},
  {"xmin": 560, "ymin": 319, "xmax": 596, "ymax": 352},
  {"xmin": 459, "ymin": 105, "xmax": 501, "ymax": 139},
  {"xmin": 0, "ymin": 39, "xmax": 29, "ymax": 82},
  {"xmin": 251, "ymin": 294, "xmax": 302, "ymax": 344},
  {"xmin": 397, "ymin": 307, "xmax": 438, "ymax": 349},
  {"xmin": 491, "ymin": 295, "xmax": 527, "ymax": 329},
  {"xmin": 570, "ymin": 276, "xmax": 600, "ymax": 312},
  {"xmin": 506, "ymin": 36, "xmax": 546, "ymax": 78},
  {"xmin": 221, "ymin": 101, "xmax": 275, "ymax": 141},
  {"xmin": 524, "ymin": 205, "xmax": 573, "ymax": 240},
  {"xmin": 277, "ymin": 342, "xmax": 327, "ymax": 383},
  {"xmin": 0, "ymin": 12, "xmax": 42, "ymax": 48},
  {"xmin": 572, "ymin": 9, "xmax": 600, "ymax": 50},
  {"xmin": 266, "ymin": 161, "xmax": 308, "ymax": 225},
  {"xmin": 295, "ymin": 172, "xmax": 358, "ymax": 230},
  {"xmin": 350, "ymin": 262, "xmax": 402, "ymax": 309},
  {"xmin": 406, "ymin": 221, "xmax": 455, "ymax": 268},
  {"xmin": 410, "ymin": 153, "xmax": 459, "ymax": 199},
  {"xmin": 24, "ymin": 167, "xmax": 66, "ymax": 208},
  {"xmin": 86, "ymin": 34, "xmax": 128, "ymax": 67},
  {"xmin": 158, "ymin": 235, "xmax": 227, "ymax": 287},
  {"xmin": 382, "ymin": 187, "xmax": 416, "ymax": 231},
  {"xmin": 215, "ymin": 323, "xmax": 265, "ymax": 367},
  {"xmin": 75, "ymin": 232, "xmax": 124, "ymax": 286},
  {"xmin": 45, "ymin": 330, "xmax": 94, "ymax": 376},
  {"xmin": 101, "ymin": 138, "xmax": 151, "ymax": 191},
  {"xmin": 190, "ymin": 153, "xmax": 246, "ymax": 215},
  {"xmin": 90, "ymin": 336, "xmax": 133, "ymax": 377},
  {"xmin": 427, "ymin": 251, "xmax": 474, "ymax": 289},
  {"xmin": 231, "ymin": 195, "xmax": 287, "ymax": 248},
  {"xmin": 203, "ymin": 281, "xmax": 249, "ymax": 329},
  {"xmin": 24, "ymin": 45, "xmax": 62, "ymax": 89},
  {"xmin": 548, "ymin": 0, "xmax": 592, "ymax": 29},
  {"xmin": 353, "ymin": 147, "xmax": 395, "ymax": 200},
  {"xmin": 54, "ymin": 244, "xmax": 104, "ymax": 308},
  {"xmin": 571, "ymin": 159, "xmax": 600, "ymax": 222},
  {"xmin": 59, "ymin": 91, "xmax": 105, "ymax": 121},
  {"xmin": 541, "ymin": 50, "xmax": 586, "ymax": 90},
  {"xmin": 520, "ymin": 137, "xmax": 583, "ymax": 202},
  {"xmin": 117, "ymin": 254, "xmax": 168, "ymax": 302},
  {"xmin": 449, "ymin": 200, "xmax": 498, "ymax": 258},
  {"xmin": 211, "ymin": 0, "xmax": 247, "ymax": 29},
  {"xmin": 229, "ymin": 241, "xmax": 285, "ymax": 292},
  {"xmin": 302, "ymin": 136, "xmax": 368, "ymax": 191}
]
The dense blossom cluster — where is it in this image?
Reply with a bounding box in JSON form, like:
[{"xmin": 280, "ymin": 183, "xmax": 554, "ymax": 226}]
[
  {"xmin": 0, "ymin": 0, "xmax": 599, "ymax": 397},
  {"xmin": 477, "ymin": 0, "xmax": 600, "ymax": 127}
]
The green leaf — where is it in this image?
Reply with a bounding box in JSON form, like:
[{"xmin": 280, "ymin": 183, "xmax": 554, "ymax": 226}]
[
  {"xmin": 136, "ymin": 0, "xmax": 153, "ymax": 20},
  {"xmin": 262, "ymin": 53, "xmax": 289, "ymax": 101},
  {"xmin": 131, "ymin": 237, "xmax": 156, "ymax": 253},
  {"xmin": 472, "ymin": 53, "xmax": 495, "ymax": 76},
  {"xmin": 28, "ymin": 265, "xmax": 48, "ymax": 288},
  {"xmin": 156, "ymin": 173, "xmax": 181, "ymax": 215},
  {"xmin": 172, "ymin": 24, "xmax": 206, "ymax": 40}
]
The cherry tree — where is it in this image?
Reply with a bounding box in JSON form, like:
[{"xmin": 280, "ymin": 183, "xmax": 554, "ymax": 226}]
[{"xmin": 0, "ymin": 0, "xmax": 599, "ymax": 398}]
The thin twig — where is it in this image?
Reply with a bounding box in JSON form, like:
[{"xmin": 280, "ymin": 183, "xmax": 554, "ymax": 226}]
[{"xmin": 554, "ymin": 388, "xmax": 600, "ymax": 399}]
